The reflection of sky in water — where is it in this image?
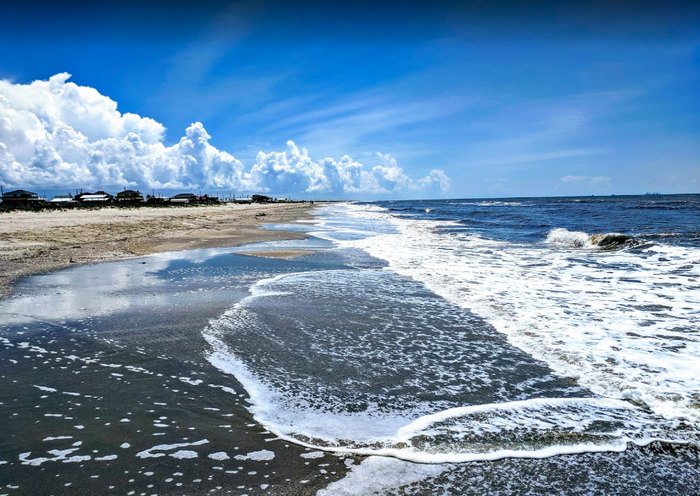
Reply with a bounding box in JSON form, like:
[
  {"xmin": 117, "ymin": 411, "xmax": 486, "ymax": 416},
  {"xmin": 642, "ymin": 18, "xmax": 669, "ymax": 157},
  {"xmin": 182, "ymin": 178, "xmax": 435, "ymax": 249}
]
[
  {"xmin": 234, "ymin": 237, "xmax": 332, "ymax": 252},
  {"xmin": 2, "ymin": 257, "xmax": 172, "ymax": 324},
  {"xmin": 0, "ymin": 229, "xmax": 329, "ymax": 326},
  {"xmin": 261, "ymin": 222, "xmax": 315, "ymax": 232},
  {"xmin": 263, "ymin": 205, "xmax": 397, "ymax": 243}
]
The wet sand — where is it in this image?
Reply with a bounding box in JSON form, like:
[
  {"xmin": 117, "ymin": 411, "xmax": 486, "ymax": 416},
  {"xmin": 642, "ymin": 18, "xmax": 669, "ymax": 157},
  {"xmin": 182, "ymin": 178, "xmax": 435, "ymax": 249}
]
[
  {"xmin": 0, "ymin": 203, "xmax": 363, "ymax": 495},
  {"xmin": 0, "ymin": 299, "xmax": 357, "ymax": 495},
  {"xmin": 0, "ymin": 203, "xmax": 313, "ymax": 298}
]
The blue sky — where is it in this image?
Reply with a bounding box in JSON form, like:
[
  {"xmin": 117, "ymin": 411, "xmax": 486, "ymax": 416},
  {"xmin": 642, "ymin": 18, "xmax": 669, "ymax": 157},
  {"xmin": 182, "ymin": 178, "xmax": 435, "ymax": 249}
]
[{"xmin": 0, "ymin": 1, "xmax": 698, "ymax": 198}]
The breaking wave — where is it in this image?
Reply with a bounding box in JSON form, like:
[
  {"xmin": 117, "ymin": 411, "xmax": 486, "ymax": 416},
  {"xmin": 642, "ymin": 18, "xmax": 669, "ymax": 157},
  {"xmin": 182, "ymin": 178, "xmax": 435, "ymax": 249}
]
[
  {"xmin": 344, "ymin": 206, "xmax": 700, "ymax": 425},
  {"xmin": 545, "ymin": 228, "xmax": 637, "ymax": 249}
]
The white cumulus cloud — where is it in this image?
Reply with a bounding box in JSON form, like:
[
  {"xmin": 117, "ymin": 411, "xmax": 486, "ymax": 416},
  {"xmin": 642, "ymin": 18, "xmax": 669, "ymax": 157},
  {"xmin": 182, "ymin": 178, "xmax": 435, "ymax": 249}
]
[{"xmin": 0, "ymin": 74, "xmax": 450, "ymax": 196}]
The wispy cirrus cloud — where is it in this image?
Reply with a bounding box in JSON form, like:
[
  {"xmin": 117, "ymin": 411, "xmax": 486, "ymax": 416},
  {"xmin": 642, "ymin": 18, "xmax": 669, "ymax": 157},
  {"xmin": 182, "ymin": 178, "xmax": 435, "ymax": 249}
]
[
  {"xmin": 560, "ymin": 175, "xmax": 611, "ymax": 186},
  {"xmin": 469, "ymin": 149, "xmax": 603, "ymax": 168},
  {"xmin": 451, "ymin": 88, "xmax": 650, "ymax": 174},
  {"xmin": 276, "ymin": 94, "xmax": 470, "ymax": 153}
]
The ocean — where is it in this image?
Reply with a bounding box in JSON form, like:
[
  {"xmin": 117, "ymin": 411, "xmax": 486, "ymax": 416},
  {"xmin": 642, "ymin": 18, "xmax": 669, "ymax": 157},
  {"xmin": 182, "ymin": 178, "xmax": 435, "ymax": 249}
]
[
  {"xmin": 1, "ymin": 195, "xmax": 699, "ymax": 494},
  {"xmin": 208, "ymin": 195, "xmax": 700, "ymax": 493}
]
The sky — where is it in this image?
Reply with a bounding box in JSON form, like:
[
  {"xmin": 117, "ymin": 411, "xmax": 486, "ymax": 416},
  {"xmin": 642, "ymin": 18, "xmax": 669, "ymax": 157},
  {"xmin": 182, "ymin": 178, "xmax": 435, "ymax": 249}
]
[{"xmin": 0, "ymin": 0, "xmax": 698, "ymax": 199}]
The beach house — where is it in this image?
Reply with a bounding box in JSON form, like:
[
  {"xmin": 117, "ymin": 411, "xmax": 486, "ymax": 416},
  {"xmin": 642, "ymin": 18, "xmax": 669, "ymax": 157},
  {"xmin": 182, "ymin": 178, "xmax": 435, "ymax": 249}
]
[
  {"xmin": 1, "ymin": 189, "xmax": 42, "ymax": 207},
  {"xmin": 169, "ymin": 193, "xmax": 197, "ymax": 204},
  {"xmin": 252, "ymin": 194, "xmax": 272, "ymax": 203},
  {"xmin": 49, "ymin": 194, "xmax": 77, "ymax": 206},
  {"xmin": 116, "ymin": 189, "xmax": 145, "ymax": 204},
  {"xmin": 75, "ymin": 191, "xmax": 114, "ymax": 204}
]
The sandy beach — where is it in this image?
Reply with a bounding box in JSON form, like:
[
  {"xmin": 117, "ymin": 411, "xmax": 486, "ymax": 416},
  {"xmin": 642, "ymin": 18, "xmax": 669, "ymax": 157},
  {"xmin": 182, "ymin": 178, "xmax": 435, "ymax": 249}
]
[
  {"xmin": 0, "ymin": 202, "xmax": 314, "ymax": 298},
  {"xmin": 0, "ymin": 201, "xmax": 365, "ymax": 495}
]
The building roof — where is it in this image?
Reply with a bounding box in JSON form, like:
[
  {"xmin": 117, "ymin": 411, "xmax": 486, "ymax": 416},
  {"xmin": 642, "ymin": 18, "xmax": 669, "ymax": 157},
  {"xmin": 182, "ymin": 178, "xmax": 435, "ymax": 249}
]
[
  {"xmin": 3, "ymin": 189, "xmax": 38, "ymax": 198},
  {"xmin": 80, "ymin": 194, "xmax": 112, "ymax": 202},
  {"xmin": 49, "ymin": 195, "xmax": 75, "ymax": 202}
]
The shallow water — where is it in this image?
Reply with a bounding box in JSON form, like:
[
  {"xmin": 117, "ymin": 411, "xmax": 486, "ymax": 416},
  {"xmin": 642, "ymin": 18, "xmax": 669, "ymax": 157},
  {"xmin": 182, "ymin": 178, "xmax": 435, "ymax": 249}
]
[{"xmin": 204, "ymin": 198, "xmax": 699, "ymax": 493}]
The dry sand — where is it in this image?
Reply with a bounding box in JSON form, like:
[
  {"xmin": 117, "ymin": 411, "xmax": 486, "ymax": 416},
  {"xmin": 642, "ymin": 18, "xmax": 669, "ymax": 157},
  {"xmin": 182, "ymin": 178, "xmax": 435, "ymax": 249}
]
[{"xmin": 0, "ymin": 202, "xmax": 314, "ymax": 298}]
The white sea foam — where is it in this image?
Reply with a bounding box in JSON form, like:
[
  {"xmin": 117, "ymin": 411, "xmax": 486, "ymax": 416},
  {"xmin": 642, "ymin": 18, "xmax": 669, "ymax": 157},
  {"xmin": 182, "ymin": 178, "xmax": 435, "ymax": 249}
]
[
  {"xmin": 135, "ymin": 439, "xmax": 209, "ymax": 459},
  {"xmin": 95, "ymin": 454, "xmax": 118, "ymax": 461},
  {"xmin": 345, "ymin": 208, "xmax": 700, "ymax": 424},
  {"xmin": 200, "ymin": 202, "xmax": 698, "ymax": 476},
  {"xmin": 169, "ymin": 450, "xmax": 198, "ymax": 459},
  {"xmin": 545, "ymin": 227, "xmax": 592, "ymax": 248},
  {"xmin": 178, "ymin": 377, "xmax": 203, "ymax": 386},
  {"xmin": 33, "ymin": 385, "xmax": 57, "ymax": 393},
  {"xmin": 461, "ymin": 200, "xmax": 527, "ymax": 207},
  {"xmin": 204, "ymin": 275, "xmax": 694, "ymax": 464},
  {"xmin": 300, "ymin": 451, "xmax": 325, "ymax": 459},
  {"xmin": 318, "ymin": 456, "xmax": 447, "ymax": 496},
  {"xmin": 208, "ymin": 452, "xmax": 229, "ymax": 460},
  {"xmin": 234, "ymin": 449, "xmax": 275, "ymax": 461},
  {"xmin": 545, "ymin": 228, "xmax": 636, "ymax": 249},
  {"xmin": 19, "ymin": 448, "xmax": 88, "ymax": 466},
  {"xmin": 206, "ymin": 321, "xmax": 415, "ymax": 445}
]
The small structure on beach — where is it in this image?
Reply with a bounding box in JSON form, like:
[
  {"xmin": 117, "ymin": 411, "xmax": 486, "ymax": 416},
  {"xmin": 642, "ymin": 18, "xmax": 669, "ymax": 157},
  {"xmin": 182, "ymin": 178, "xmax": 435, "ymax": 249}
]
[
  {"xmin": 252, "ymin": 194, "xmax": 272, "ymax": 203},
  {"xmin": 75, "ymin": 191, "xmax": 114, "ymax": 204},
  {"xmin": 169, "ymin": 193, "xmax": 198, "ymax": 204},
  {"xmin": 116, "ymin": 189, "xmax": 144, "ymax": 204},
  {"xmin": 49, "ymin": 194, "xmax": 77, "ymax": 206}
]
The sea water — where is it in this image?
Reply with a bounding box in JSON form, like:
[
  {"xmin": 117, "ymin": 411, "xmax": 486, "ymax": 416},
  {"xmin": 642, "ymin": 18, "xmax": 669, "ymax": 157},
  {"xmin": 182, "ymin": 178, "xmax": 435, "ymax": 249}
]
[{"xmin": 204, "ymin": 195, "xmax": 700, "ymax": 493}]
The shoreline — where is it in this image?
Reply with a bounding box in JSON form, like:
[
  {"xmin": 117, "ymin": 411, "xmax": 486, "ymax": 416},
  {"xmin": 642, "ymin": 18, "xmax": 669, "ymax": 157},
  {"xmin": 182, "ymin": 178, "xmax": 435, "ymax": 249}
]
[
  {"xmin": 0, "ymin": 202, "xmax": 315, "ymax": 299},
  {"xmin": 0, "ymin": 201, "xmax": 364, "ymax": 494},
  {"xmin": 0, "ymin": 240, "xmax": 360, "ymax": 494}
]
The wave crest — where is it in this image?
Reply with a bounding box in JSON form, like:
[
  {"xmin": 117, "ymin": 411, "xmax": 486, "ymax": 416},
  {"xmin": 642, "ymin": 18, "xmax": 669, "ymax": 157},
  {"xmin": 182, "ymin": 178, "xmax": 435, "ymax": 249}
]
[{"xmin": 545, "ymin": 228, "xmax": 636, "ymax": 249}]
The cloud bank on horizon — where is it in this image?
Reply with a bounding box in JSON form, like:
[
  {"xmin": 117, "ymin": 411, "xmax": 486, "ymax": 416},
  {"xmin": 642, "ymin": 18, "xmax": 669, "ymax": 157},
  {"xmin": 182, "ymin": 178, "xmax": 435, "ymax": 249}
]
[{"xmin": 0, "ymin": 73, "xmax": 450, "ymax": 196}]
